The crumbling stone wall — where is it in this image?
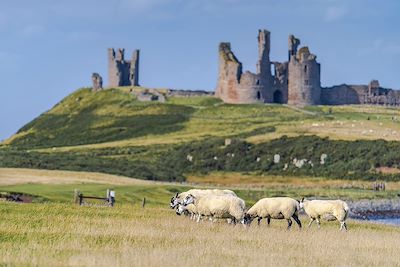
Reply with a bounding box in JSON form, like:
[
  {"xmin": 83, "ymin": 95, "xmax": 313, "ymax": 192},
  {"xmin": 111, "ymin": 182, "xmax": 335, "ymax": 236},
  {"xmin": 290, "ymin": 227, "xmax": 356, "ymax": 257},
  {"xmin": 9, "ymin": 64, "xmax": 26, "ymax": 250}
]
[
  {"xmin": 321, "ymin": 84, "xmax": 366, "ymax": 105},
  {"xmin": 272, "ymin": 62, "xmax": 288, "ymax": 103},
  {"xmin": 288, "ymin": 46, "xmax": 321, "ymax": 106},
  {"xmin": 215, "ymin": 30, "xmax": 275, "ymax": 104},
  {"xmin": 321, "ymin": 81, "xmax": 400, "ymax": 106},
  {"xmin": 108, "ymin": 48, "xmax": 140, "ymax": 87},
  {"xmin": 215, "ymin": 30, "xmax": 319, "ymax": 105}
]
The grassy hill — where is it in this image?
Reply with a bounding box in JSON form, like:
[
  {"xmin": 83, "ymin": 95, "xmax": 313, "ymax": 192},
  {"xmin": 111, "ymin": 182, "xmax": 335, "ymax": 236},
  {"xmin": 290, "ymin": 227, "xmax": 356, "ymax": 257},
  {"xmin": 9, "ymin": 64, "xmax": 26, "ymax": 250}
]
[{"xmin": 2, "ymin": 86, "xmax": 400, "ymax": 182}]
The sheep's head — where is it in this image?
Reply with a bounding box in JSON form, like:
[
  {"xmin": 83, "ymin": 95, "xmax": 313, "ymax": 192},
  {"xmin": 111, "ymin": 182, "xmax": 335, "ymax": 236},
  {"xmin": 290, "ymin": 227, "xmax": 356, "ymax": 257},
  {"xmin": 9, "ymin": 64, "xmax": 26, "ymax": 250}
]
[
  {"xmin": 170, "ymin": 193, "xmax": 179, "ymax": 209},
  {"xmin": 299, "ymin": 197, "xmax": 306, "ymax": 210},
  {"xmin": 183, "ymin": 194, "xmax": 195, "ymax": 206},
  {"xmin": 175, "ymin": 204, "xmax": 186, "ymax": 216},
  {"xmin": 243, "ymin": 213, "xmax": 255, "ymax": 226}
]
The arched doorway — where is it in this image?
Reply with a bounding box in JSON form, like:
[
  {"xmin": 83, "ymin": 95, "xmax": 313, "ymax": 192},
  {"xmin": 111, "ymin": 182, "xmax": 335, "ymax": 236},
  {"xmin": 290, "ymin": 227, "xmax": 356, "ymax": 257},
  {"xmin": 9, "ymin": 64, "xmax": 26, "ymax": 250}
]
[
  {"xmin": 256, "ymin": 91, "xmax": 261, "ymax": 100},
  {"xmin": 273, "ymin": 90, "xmax": 283, "ymax": 104}
]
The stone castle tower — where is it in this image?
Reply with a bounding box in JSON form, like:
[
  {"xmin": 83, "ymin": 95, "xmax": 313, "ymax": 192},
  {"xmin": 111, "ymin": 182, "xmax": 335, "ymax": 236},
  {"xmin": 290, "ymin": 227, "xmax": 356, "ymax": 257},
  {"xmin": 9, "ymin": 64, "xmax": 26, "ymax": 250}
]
[
  {"xmin": 108, "ymin": 48, "xmax": 140, "ymax": 87},
  {"xmin": 288, "ymin": 42, "xmax": 321, "ymax": 106}
]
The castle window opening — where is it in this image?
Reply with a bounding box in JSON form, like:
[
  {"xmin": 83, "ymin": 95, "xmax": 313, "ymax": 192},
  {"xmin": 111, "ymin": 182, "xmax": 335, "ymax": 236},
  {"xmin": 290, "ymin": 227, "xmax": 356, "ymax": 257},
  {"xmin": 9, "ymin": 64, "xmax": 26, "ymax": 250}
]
[
  {"xmin": 257, "ymin": 91, "xmax": 261, "ymax": 100},
  {"xmin": 304, "ymin": 65, "xmax": 307, "ymax": 73},
  {"xmin": 256, "ymin": 80, "xmax": 260, "ymax": 85},
  {"xmin": 305, "ymin": 79, "xmax": 309, "ymax": 85}
]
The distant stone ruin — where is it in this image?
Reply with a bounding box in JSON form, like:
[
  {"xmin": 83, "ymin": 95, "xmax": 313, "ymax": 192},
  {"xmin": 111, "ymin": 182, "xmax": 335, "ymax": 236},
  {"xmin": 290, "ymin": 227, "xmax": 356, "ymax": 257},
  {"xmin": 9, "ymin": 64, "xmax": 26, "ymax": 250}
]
[
  {"xmin": 108, "ymin": 48, "xmax": 140, "ymax": 87},
  {"xmin": 91, "ymin": 73, "xmax": 103, "ymax": 91},
  {"xmin": 134, "ymin": 89, "xmax": 166, "ymax": 103},
  {"xmin": 216, "ymin": 29, "xmax": 400, "ymax": 106},
  {"xmin": 90, "ymin": 32, "xmax": 399, "ymax": 106},
  {"xmin": 131, "ymin": 88, "xmax": 213, "ymax": 102}
]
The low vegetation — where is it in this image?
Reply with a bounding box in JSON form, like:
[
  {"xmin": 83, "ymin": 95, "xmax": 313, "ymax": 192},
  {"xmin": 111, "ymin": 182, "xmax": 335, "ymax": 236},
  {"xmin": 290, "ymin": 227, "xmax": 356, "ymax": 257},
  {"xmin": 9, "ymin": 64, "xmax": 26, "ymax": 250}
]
[{"xmin": 2, "ymin": 135, "xmax": 400, "ymax": 182}]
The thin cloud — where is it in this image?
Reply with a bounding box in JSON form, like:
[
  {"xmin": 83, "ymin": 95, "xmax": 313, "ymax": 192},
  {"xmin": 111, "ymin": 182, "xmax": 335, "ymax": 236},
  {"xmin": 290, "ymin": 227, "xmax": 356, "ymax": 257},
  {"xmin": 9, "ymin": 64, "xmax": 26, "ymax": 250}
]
[
  {"xmin": 19, "ymin": 24, "xmax": 45, "ymax": 38},
  {"xmin": 324, "ymin": 6, "xmax": 348, "ymax": 22},
  {"xmin": 358, "ymin": 39, "xmax": 400, "ymax": 56}
]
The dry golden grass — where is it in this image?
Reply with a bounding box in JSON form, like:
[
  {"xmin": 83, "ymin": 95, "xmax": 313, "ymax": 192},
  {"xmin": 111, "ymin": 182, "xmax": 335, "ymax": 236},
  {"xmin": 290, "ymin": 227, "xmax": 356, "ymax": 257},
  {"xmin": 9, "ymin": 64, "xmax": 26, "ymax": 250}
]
[
  {"xmin": 187, "ymin": 172, "xmax": 400, "ymax": 191},
  {"xmin": 1, "ymin": 203, "xmax": 399, "ymax": 267},
  {"xmin": 0, "ymin": 168, "xmax": 152, "ymax": 186}
]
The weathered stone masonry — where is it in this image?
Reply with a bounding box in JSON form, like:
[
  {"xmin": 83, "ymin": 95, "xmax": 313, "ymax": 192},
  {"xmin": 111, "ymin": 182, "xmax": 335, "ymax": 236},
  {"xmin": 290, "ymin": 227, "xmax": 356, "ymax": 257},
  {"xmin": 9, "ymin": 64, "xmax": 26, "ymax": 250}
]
[
  {"xmin": 288, "ymin": 46, "xmax": 321, "ymax": 106},
  {"xmin": 216, "ymin": 29, "xmax": 399, "ymax": 106},
  {"xmin": 108, "ymin": 48, "xmax": 140, "ymax": 87},
  {"xmin": 216, "ymin": 30, "xmax": 273, "ymax": 104}
]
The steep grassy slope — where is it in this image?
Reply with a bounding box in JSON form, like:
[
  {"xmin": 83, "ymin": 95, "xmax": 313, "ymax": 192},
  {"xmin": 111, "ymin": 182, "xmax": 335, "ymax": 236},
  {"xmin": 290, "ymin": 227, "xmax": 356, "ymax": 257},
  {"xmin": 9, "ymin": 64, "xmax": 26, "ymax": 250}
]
[{"xmin": 2, "ymin": 87, "xmax": 400, "ymax": 182}]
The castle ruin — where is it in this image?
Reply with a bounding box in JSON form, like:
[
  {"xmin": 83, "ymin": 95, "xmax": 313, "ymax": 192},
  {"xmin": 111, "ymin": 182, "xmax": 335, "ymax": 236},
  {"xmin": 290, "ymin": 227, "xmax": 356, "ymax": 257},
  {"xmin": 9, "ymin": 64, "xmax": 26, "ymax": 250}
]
[
  {"xmin": 108, "ymin": 48, "xmax": 140, "ymax": 87},
  {"xmin": 216, "ymin": 29, "xmax": 400, "ymax": 106}
]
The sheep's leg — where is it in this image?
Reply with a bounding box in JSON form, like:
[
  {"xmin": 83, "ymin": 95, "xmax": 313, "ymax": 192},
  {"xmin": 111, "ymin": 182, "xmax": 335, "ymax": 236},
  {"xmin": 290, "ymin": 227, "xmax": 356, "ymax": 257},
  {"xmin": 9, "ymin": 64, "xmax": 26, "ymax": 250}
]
[
  {"xmin": 267, "ymin": 218, "xmax": 271, "ymax": 226},
  {"xmin": 287, "ymin": 218, "xmax": 293, "ymax": 230},
  {"xmin": 316, "ymin": 218, "xmax": 321, "ymax": 229},
  {"xmin": 340, "ymin": 221, "xmax": 347, "ymax": 231},
  {"xmin": 196, "ymin": 214, "xmax": 201, "ymax": 223},
  {"xmin": 308, "ymin": 218, "xmax": 315, "ymax": 228},
  {"xmin": 257, "ymin": 217, "xmax": 262, "ymax": 226},
  {"xmin": 292, "ymin": 214, "xmax": 302, "ymax": 229}
]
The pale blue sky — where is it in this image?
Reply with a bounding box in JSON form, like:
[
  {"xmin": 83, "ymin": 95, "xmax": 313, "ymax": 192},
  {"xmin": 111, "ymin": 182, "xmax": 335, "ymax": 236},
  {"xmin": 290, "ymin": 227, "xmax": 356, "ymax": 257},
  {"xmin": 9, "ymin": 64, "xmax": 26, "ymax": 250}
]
[{"xmin": 1, "ymin": 0, "xmax": 399, "ymax": 141}]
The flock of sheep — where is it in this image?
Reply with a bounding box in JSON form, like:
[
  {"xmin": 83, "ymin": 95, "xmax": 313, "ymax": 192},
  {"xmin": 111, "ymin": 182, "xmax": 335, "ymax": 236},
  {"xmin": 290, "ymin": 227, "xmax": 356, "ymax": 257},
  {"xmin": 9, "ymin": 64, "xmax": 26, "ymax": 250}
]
[{"xmin": 170, "ymin": 189, "xmax": 350, "ymax": 230}]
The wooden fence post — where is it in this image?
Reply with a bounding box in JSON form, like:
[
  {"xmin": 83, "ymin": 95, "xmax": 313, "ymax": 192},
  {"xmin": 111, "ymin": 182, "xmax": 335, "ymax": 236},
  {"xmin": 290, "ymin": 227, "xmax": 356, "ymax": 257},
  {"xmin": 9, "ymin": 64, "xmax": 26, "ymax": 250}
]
[
  {"xmin": 142, "ymin": 197, "xmax": 146, "ymax": 208},
  {"xmin": 79, "ymin": 193, "xmax": 83, "ymax": 206},
  {"xmin": 74, "ymin": 189, "xmax": 80, "ymax": 204}
]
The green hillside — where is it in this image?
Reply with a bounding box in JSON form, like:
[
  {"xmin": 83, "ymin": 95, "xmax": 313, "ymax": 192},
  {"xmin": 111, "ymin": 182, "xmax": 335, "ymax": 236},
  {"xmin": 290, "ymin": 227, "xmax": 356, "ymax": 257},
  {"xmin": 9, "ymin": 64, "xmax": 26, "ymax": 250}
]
[{"xmin": 2, "ymin": 87, "xmax": 400, "ymax": 182}]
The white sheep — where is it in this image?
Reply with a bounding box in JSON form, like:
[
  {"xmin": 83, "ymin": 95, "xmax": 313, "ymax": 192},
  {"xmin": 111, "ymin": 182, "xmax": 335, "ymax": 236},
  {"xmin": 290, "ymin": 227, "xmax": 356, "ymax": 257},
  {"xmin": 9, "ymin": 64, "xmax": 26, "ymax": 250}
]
[
  {"xmin": 244, "ymin": 197, "xmax": 302, "ymax": 229},
  {"xmin": 175, "ymin": 203, "xmax": 198, "ymax": 220},
  {"xmin": 170, "ymin": 189, "xmax": 236, "ymax": 209},
  {"xmin": 182, "ymin": 194, "xmax": 246, "ymax": 224},
  {"xmin": 300, "ymin": 198, "xmax": 350, "ymax": 231}
]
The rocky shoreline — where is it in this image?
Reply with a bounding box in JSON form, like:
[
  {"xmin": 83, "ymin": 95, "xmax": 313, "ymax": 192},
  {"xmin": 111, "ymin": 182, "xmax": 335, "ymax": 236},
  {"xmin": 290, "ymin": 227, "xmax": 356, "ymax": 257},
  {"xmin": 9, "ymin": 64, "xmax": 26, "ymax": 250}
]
[{"xmin": 348, "ymin": 198, "xmax": 400, "ymax": 220}]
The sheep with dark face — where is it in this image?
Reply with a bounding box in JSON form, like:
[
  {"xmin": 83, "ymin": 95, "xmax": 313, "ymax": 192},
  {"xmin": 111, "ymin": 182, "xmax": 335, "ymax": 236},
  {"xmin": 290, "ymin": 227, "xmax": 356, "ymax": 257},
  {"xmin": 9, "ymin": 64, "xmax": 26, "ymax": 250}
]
[
  {"xmin": 300, "ymin": 198, "xmax": 349, "ymax": 231},
  {"xmin": 244, "ymin": 197, "xmax": 302, "ymax": 230},
  {"xmin": 182, "ymin": 194, "xmax": 246, "ymax": 224}
]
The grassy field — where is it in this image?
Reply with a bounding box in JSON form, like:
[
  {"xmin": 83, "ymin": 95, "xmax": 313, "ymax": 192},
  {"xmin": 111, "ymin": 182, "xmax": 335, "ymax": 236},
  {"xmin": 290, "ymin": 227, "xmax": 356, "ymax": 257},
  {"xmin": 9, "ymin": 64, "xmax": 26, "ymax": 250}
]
[
  {"xmin": 0, "ymin": 168, "xmax": 398, "ymax": 205},
  {"xmin": 1, "ymin": 168, "xmax": 400, "ymax": 266},
  {"xmin": 1, "ymin": 203, "xmax": 400, "ymax": 267}
]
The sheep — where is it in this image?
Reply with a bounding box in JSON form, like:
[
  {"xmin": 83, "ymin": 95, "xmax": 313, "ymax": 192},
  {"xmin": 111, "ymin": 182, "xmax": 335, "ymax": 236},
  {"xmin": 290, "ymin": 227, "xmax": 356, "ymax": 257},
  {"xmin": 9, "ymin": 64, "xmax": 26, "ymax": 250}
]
[
  {"xmin": 169, "ymin": 189, "xmax": 236, "ymax": 209},
  {"xmin": 300, "ymin": 198, "xmax": 350, "ymax": 231},
  {"xmin": 182, "ymin": 194, "xmax": 246, "ymax": 225},
  {"xmin": 244, "ymin": 197, "xmax": 302, "ymax": 230},
  {"xmin": 175, "ymin": 203, "xmax": 197, "ymax": 220}
]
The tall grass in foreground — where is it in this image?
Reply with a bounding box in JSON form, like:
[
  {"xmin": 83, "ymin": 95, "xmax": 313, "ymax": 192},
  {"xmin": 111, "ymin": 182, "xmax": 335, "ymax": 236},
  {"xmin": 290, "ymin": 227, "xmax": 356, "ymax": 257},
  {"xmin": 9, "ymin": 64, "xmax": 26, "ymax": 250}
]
[{"xmin": 1, "ymin": 202, "xmax": 400, "ymax": 266}]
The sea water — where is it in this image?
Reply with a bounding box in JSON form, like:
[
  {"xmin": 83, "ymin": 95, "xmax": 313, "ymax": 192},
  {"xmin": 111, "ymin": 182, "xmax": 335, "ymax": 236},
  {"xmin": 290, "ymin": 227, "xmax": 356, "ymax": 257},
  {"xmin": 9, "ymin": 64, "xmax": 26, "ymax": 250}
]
[{"xmin": 370, "ymin": 218, "xmax": 400, "ymax": 226}]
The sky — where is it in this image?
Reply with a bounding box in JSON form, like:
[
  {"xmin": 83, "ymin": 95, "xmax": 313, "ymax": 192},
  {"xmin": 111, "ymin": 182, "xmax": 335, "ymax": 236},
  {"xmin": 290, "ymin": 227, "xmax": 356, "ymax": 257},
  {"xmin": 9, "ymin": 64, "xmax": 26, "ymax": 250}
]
[{"xmin": 1, "ymin": 0, "xmax": 399, "ymax": 141}]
